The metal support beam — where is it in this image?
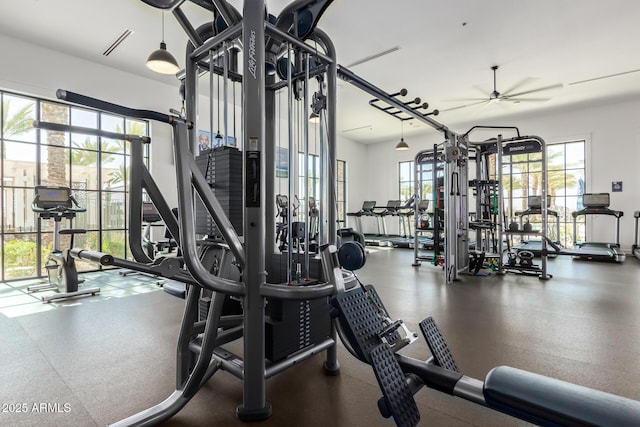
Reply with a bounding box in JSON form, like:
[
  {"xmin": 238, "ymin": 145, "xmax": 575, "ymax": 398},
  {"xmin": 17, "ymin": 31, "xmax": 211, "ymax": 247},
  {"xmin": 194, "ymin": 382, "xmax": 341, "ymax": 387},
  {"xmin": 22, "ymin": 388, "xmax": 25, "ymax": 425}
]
[
  {"xmin": 337, "ymin": 66, "xmax": 453, "ymax": 138},
  {"xmin": 237, "ymin": 0, "xmax": 271, "ymax": 421}
]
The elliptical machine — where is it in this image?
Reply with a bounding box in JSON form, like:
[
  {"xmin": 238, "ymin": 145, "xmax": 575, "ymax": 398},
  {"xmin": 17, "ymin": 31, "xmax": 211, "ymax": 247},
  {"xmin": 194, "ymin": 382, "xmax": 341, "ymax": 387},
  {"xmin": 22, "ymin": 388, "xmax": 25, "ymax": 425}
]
[{"xmin": 28, "ymin": 186, "xmax": 100, "ymax": 303}]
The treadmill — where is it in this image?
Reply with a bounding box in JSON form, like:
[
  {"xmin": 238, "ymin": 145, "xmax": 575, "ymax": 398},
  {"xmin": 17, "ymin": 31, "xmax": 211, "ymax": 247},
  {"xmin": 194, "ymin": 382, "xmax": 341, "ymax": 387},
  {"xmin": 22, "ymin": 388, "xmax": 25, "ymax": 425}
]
[
  {"xmin": 633, "ymin": 211, "xmax": 640, "ymax": 261},
  {"xmin": 568, "ymin": 193, "xmax": 625, "ymax": 263},
  {"xmin": 513, "ymin": 195, "xmax": 560, "ymax": 257},
  {"xmin": 346, "ymin": 201, "xmax": 389, "ymax": 246}
]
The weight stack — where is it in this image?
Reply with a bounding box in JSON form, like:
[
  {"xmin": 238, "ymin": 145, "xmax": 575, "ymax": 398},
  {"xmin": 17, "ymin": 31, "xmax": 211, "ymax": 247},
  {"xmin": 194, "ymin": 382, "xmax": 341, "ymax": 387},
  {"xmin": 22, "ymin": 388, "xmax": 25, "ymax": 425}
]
[
  {"xmin": 195, "ymin": 146, "xmax": 243, "ymax": 237},
  {"xmin": 265, "ymin": 295, "xmax": 332, "ymax": 362}
]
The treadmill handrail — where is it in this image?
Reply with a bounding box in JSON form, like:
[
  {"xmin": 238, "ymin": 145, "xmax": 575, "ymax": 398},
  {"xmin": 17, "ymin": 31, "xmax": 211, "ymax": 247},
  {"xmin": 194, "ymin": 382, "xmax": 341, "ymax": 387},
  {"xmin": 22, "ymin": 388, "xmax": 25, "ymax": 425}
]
[
  {"xmin": 515, "ymin": 208, "xmax": 558, "ymax": 218},
  {"xmin": 572, "ymin": 207, "xmax": 623, "ymax": 218}
]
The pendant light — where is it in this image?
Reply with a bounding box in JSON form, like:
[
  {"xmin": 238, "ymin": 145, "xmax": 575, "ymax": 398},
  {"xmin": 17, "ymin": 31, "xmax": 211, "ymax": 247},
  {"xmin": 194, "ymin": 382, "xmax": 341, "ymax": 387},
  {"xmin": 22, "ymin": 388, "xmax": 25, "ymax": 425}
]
[
  {"xmin": 146, "ymin": 12, "xmax": 180, "ymax": 75},
  {"xmin": 395, "ymin": 119, "xmax": 409, "ymax": 151}
]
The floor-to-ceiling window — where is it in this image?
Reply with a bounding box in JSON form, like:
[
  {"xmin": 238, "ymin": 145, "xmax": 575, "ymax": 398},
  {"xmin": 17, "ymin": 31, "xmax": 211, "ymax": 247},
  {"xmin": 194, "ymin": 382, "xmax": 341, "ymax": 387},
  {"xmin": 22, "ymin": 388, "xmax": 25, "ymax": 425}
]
[
  {"xmin": 399, "ymin": 161, "xmax": 414, "ymax": 202},
  {"xmin": 1, "ymin": 91, "xmax": 149, "ymax": 281},
  {"xmin": 500, "ymin": 140, "xmax": 586, "ymax": 247},
  {"xmin": 296, "ymin": 153, "xmax": 347, "ymax": 228},
  {"xmin": 546, "ymin": 140, "xmax": 586, "ymax": 247},
  {"xmin": 399, "ymin": 160, "xmax": 434, "ymax": 204}
]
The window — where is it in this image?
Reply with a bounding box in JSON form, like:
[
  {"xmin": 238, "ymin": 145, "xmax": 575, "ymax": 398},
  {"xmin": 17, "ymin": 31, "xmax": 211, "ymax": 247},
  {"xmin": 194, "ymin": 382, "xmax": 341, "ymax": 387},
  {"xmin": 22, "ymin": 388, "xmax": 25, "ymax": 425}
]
[
  {"xmin": 501, "ymin": 140, "xmax": 586, "ymax": 247},
  {"xmin": 399, "ymin": 160, "xmax": 434, "ymax": 205},
  {"xmin": 399, "ymin": 161, "xmax": 414, "ymax": 202},
  {"xmin": 0, "ymin": 90, "xmax": 149, "ymax": 281},
  {"xmin": 298, "ymin": 152, "xmax": 320, "ymax": 218},
  {"xmin": 546, "ymin": 141, "xmax": 586, "ymax": 247},
  {"xmin": 336, "ymin": 160, "xmax": 346, "ymax": 225},
  {"xmin": 296, "ymin": 153, "xmax": 347, "ymax": 226}
]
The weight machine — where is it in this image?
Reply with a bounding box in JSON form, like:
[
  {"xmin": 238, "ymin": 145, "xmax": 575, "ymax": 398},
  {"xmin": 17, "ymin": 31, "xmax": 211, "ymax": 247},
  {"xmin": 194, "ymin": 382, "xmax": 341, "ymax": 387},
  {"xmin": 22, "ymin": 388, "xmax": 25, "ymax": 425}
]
[
  {"xmin": 38, "ymin": 0, "xmax": 343, "ymax": 424},
  {"xmin": 512, "ymin": 195, "xmax": 561, "ymax": 257},
  {"xmin": 412, "ymin": 146, "xmax": 446, "ymax": 266},
  {"xmin": 466, "ymin": 128, "xmax": 552, "ymax": 280}
]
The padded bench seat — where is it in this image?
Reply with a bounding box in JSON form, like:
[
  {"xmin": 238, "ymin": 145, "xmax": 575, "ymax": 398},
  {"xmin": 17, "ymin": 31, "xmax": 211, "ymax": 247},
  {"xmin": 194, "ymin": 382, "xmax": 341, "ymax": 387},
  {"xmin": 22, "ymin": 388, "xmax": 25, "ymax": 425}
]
[
  {"xmin": 484, "ymin": 366, "xmax": 640, "ymax": 426},
  {"xmin": 163, "ymin": 281, "xmax": 187, "ymax": 299}
]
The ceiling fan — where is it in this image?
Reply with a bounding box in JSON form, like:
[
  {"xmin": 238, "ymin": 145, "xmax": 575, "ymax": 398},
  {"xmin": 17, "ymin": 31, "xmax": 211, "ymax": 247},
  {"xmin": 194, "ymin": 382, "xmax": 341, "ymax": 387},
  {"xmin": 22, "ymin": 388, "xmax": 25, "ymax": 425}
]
[{"xmin": 444, "ymin": 65, "xmax": 563, "ymax": 112}]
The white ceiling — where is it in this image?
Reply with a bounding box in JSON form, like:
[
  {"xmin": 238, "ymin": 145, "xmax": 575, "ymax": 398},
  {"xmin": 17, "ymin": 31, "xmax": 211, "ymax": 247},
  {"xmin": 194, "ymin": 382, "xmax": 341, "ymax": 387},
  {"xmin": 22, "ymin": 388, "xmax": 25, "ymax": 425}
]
[{"xmin": 2, "ymin": 0, "xmax": 640, "ymax": 144}]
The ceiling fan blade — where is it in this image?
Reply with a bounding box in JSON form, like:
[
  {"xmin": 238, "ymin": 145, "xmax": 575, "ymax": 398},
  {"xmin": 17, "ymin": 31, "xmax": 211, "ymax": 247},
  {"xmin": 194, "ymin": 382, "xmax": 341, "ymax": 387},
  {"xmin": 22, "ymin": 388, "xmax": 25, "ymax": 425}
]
[
  {"xmin": 507, "ymin": 83, "xmax": 563, "ymax": 98},
  {"xmin": 504, "ymin": 97, "xmax": 551, "ymax": 102},
  {"xmin": 442, "ymin": 98, "xmax": 488, "ymax": 103},
  {"xmin": 501, "ymin": 77, "xmax": 535, "ymax": 97},
  {"xmin": 440, "ymin": 100, "xmax": 487, "ymax": 112},
  {"xmin": 472, "ymin": 84, "xmax": 490, "ymax": 97},
  {"xmin": 569, "ymin": 68, "xmax": 640, "ymax": 85}
]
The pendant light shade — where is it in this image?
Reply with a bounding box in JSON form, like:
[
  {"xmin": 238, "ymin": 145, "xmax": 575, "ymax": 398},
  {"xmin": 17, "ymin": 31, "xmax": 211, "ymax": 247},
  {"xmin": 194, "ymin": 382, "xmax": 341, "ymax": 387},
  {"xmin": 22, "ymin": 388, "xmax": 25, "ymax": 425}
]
[
  {"xmin": 395, "ymin": 120, "xmax": 409, "ymax": 151},
  {"xmin": 146, "ymin": 12, "xmax": 180, "ymax": 75},
  {"xmin": 146, "ymin": 42, "xmax": 180, "ymax": 74},
  {"xmin": 395, "ymin": 138, "xmax": 409, "ymax": 151}
]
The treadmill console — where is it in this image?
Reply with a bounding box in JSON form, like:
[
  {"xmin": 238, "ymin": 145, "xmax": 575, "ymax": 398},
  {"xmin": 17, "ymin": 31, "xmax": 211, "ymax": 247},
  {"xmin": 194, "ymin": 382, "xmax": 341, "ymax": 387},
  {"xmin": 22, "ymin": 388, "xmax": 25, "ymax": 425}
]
[
  {"xmin": 361, "ymin": 201, "xmax": 376, "ymax": 213},
  {"xmin": 34, "ymin": 186, "xmax": 72, "ymax": 210},
  {"xmin": 142, "ymin": 202, "xmax": 162, "ymax": 223},
  {"xmin": 582, "ymin": 193, "xmax": 609, "ymax": 208},
  {"xmin": 528, "ymin": 195, "xmax": 551, "ymax": 209}
]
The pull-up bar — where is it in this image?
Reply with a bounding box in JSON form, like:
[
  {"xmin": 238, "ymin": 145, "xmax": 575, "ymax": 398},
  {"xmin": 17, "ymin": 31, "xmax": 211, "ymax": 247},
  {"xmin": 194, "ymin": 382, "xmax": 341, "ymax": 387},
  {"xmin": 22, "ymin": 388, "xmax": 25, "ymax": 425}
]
[{"xmin": 337, "ymin": 65, "xmax": 454, "ymax": 137}]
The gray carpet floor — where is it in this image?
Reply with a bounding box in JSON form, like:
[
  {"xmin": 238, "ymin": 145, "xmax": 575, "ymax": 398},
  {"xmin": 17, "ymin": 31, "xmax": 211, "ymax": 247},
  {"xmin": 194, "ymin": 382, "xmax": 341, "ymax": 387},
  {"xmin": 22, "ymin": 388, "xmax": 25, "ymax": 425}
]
[{"xmin": 1, "ymin": 250, "xmax": 639, "ymax": 426}]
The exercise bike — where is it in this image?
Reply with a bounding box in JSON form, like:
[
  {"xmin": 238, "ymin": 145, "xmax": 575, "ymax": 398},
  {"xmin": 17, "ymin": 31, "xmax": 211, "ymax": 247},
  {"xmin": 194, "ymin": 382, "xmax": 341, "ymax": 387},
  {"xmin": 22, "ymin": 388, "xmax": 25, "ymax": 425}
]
[{"xmin": 28, "ymin": 186, "xmax": 100, "ymax": 303}]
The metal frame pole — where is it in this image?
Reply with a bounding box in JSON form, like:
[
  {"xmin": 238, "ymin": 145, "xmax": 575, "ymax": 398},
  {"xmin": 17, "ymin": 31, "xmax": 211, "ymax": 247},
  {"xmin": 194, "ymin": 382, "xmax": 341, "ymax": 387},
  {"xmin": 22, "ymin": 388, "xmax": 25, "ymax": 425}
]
[
  {"xmin": 238, "ymin": 0, "xmax": 271, "ymax": 420},
  {"xmin": 536, "ymin": 135, "xmax": 550, "ymax": 279},
  {"xmin": 286, "ymin": 43, "xmax": 294, "ymax": 283},
  {"xmin": 496, "ymin": 135, "xmax": 505, "ymax": 274},
  {"xmin": 209, "ymin": 50, "xmax": 215, "ymax": 147},
  {"xmin": 223, "ymin": 41, "xmax": 229, "ymax": 145},
  {"xmin": 303, "ymin": 52, "xmax": 310, "ymax": 276},
  {"xmin": 309, "ymin": 29, "xmax": 337, "ymax": 245}
]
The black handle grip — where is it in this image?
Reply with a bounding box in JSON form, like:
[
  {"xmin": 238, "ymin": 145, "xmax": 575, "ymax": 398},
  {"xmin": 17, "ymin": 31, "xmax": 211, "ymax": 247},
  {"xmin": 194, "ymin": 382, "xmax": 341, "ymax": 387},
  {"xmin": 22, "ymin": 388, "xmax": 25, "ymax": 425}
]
[
  {"xmin": 70, "ymin": 249, "xmax": 114, "ymax": 265},
  {"xmin": 56, "ymin": 89, "xmax": 172, "ymax": 124}
]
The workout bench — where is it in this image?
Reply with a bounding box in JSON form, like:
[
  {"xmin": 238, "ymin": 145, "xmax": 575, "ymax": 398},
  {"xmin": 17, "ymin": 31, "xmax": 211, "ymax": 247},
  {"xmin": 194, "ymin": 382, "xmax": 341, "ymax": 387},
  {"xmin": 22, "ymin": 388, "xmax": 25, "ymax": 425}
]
[{"xmin": 327, "ymin": 246, "xmax": 640, "ymax": 427}]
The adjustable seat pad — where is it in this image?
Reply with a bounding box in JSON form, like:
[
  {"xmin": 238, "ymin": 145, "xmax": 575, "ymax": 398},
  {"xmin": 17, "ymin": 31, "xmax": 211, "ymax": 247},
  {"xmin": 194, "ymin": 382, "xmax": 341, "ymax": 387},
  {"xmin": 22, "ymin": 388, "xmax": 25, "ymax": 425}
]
[{"xmin": 484, "ymin": 366, "xmax": 640, "ymax": 426}]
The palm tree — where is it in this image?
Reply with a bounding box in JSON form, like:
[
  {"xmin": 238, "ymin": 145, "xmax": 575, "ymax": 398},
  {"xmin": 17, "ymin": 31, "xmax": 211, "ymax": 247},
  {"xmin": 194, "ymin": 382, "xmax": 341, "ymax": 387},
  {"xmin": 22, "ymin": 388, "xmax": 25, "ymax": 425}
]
[
  {"xmin": 499, "ymin": 150, "xmax": 578, "ymax": 212},
  {"xmin": 68, "ymin": 137, "xmax": 115, "ymax": 165},
  {"xmin": 1, "ymin": 99, "xmax": 33, "ymax": 139},
  {"xmin": 105, "ymin": 164, "xmax": 127, "ymax": 189},
  {"xmin": 41, "ymin": 103, "xmax": 69, "ymax": 187}
]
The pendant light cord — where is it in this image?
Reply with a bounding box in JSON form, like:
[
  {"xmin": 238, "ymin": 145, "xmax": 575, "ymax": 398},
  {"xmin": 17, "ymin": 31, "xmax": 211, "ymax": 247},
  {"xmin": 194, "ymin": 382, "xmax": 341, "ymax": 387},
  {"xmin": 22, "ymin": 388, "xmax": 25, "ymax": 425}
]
[{"xmin": 161, "ymin": 12, "xmax": 165, "ymax": 43}]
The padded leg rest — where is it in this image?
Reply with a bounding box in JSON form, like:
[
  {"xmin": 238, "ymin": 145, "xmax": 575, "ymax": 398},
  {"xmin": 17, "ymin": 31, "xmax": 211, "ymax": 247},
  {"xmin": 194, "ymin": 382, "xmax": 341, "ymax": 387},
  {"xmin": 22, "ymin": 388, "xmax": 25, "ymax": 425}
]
[
  {"xmin": 163, "ymin": 281, "xmax": 186, "ymax": 299},
  {"xmin": 484, "ymin": 366, "xmax": 640, "ymax": 427}
]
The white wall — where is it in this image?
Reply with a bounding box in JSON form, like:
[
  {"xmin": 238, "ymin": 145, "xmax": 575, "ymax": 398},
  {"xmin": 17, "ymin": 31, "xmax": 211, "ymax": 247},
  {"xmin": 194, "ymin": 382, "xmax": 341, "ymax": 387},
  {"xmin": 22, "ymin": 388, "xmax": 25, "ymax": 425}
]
[
  {"xmin": 337, "ymin": 134, "xmax": 367, "ymax": 213},
  {"xmin": 364, "ymin": 98, "xmax": 640, "ymax": 250},
  {"xmin": 0, "ymin": 33, "xmax": 180, "ymax": 207}
]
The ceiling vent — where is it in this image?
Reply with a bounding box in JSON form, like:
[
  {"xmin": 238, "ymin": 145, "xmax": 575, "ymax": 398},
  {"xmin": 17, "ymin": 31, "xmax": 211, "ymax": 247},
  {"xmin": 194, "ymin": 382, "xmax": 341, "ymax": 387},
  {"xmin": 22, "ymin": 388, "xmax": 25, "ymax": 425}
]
[{"xmin": 103, "ymin": 29, "xmax": 133, "ymax": 56}]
